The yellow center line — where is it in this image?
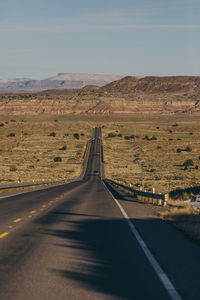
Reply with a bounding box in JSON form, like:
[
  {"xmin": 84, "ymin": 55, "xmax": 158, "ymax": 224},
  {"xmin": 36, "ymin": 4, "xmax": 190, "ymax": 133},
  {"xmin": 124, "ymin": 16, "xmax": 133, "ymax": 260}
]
[
  {"xmin": 28, "ymin": 215, "xmax": 33, "ymax": 218},
  {"xmin": 30, "ymin": 210, "xmax": 36, "ymax": 214},
  {"xmin": 8, "ymin": 226, "xmax": 13, "ymax": 229},
  {"xmin": 42, "ymin": 205, "xmax": 46, "ymax": 208},
  {"xmin": 13, "ymin": 218, "xmax": 22, "ymax": 223},
  {"xmin": 0, "ymin": 232, "xmax": 9, "ymax": 238}
]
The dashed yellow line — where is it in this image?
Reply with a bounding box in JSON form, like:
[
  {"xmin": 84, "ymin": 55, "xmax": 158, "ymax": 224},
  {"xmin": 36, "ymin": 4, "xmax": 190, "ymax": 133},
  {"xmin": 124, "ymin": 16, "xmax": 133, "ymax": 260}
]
[
  {"xmin": 13, "ymin": 218, "xmax": 22, "ymax": 223},
  {"xmin": 42, "ymin": 205, "xmax": 46, "ymax": 208},
  {"xmin": 8, "ymin": 226, "xmax": 13, "ymax": 229},
  {"xmin": 30, "ymin": 210, "xmax": 36, "ymax": 214},
  {"xmin": 0, "ymin": 232, "xmax": 9, "ymax": 238}
]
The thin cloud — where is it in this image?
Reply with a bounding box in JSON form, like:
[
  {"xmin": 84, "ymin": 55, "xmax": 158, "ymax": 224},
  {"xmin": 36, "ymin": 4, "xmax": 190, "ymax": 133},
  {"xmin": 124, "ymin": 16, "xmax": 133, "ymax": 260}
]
[
  {"xmin": 0, "ymin": 23, "xmax": 200, "ymax": 33},
  {"xmin": 0, "ymin": 7, "xmax": 199, "ymax": 33}
]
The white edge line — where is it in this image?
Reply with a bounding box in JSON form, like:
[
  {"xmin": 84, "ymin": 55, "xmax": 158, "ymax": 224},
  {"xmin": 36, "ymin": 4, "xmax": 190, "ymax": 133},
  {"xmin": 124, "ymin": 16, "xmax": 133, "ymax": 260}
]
[{"xmin": 102, "ymin": 181, "xmax": 183, "ymax": 300}]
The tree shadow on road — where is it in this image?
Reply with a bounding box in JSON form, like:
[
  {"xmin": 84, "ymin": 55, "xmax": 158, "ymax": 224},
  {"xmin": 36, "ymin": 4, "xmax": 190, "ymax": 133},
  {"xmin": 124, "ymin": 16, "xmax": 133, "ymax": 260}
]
[{"xmin": 38, "ymin": 213, "xmax": 171, "ymax": 300}]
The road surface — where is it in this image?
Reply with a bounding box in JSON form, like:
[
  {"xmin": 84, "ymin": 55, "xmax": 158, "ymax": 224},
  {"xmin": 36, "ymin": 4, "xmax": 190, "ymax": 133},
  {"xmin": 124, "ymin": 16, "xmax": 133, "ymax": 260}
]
[{"xmin": 1, "ymin": 128, "xmax": 200, "ymax": 299}]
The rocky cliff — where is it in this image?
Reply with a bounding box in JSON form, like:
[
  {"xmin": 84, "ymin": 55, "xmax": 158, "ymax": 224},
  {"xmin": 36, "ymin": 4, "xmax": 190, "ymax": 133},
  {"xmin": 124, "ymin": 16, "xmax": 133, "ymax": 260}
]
[{"xmin": 0, "ymin": 76, "xmax": 200, "ymax": 115}]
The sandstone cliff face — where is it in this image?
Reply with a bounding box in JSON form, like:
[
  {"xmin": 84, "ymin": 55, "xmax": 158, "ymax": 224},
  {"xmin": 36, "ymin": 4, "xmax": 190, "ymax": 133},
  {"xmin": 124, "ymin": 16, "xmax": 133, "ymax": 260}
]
[{"xmin": 0, "ymin": 76, "xmax": 200, "ymax": 115}]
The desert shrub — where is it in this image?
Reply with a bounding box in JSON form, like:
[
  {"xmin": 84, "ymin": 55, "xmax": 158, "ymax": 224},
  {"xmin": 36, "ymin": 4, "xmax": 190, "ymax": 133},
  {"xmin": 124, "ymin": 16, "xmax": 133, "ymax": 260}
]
[
  {"xmin": 0, "ymin": 123, "xmax": 4, "ymax": 127},
  {"xmin": 65, "ymin": 133, "xmax": 69, "ymax": 136},
  {"xmin": 7, "ymin": 132, "xmax": 15, "ymax": 137},
  {"xmin": 108, "ymin": 132, "xmax": 116, "ymax": 138},
  {"xmin": 169, "ymin": 130, "xmax": 173, "ymax": 133},
  {"xmin": 156, "ymin": 126, "xmax": 160, "ymax": 129},
  {"xmin": 149, "ymin": 168, "xmax": 156, "ymax": 172},
  {"xmin": 73, "ymin": 133, "xmax": 79, "ymax": 139},
  {"xmin": 59, "ymin": 146, "xmax": 67, "ymax": 151},
  {"xmin": 118, "ymin": 133, "xmax": 122, "ymax": 137},
  {"xmin": 80, "ymin": 133, "xmax": 85, "ymax": 136},
  {"xmin": 195, "ymin": 165, "xmax": 199, "ymax": 170},
  {"xmin": 177, "ymin": 148, "xmax": 182, "ymax": 153},
  {"xmin": 183, "ymin": 159, "xmax": 194, "ymax": 167},
  {"xmin": 10, "ymin": 166, "xmax": 17, "ymax": 171},
  {"xmin": 54, "ymin": 156, "xmax": 62, "ymax": 162},
  {"xmin": 144, "ymin": 135, "xmax": 157, "ymax": 141},
  {"xmin": 157, "ymin": 145, "xmax": 162, "ymax": 149},
  {"xmin": 10, "ymin": 119, "xmax": 16, "ymax": 122},
  {"xmin": 54, "ymin": 119, "xmax": 58, "ymax": 122},
  {"xmin": 49, "ymin": 132, "xmax": 56, "ymax": 137},
  {"xmin": 169, "ymin": 138, "xmax": 173, "ymax": 141},
  {"xmin": 144, "ymin": 135, "xmax": 149, "ymax": 140},
  {"xmin": 124, "ymin": 135, "xmax": 134, "ymax": 140},
  {"xmin": 189, "ymin": 132, "xmax": 193, "ymax": 135},
  {"xmin": 23, "ymin": 132, "xmax": 28, "ymax": 136},
  {"xmin": 150, "ymin": 136, "xmax": 157, "ymax": 141},
  {"xmin": 185, "ymin": 146, "xmax": 192, "ymax": 152},
  {"xmin": 124, "ymin": 135, "xmax": 130, "ymax": 140},
  {"xmin": 172, "ymin": 123, "xmax": 179, "ymax": 127},
  {"xmin": 177, "ymin": 138, "xmax": 181, "ymax": 140}
]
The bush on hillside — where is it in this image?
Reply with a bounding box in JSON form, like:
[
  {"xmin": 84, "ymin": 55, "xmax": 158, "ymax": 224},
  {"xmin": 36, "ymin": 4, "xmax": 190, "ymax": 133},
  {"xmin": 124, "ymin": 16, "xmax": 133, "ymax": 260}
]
[
  {"xmin": 59, "ymin": 146, "xmax": 67, "ymax": 151},
  {"xmin": 7, "ymin": 132, "xmax": 15, "ymax": 137},
  {"xmin": 54, "ymin": 156, "xmax": 62, "ymax": 162},
  {"xmin": 73, "ymin": 133, "xmax": 79, "ymax": 139},
  {"xmin": 107, "ymin": 132, "xmax": 116, "ymax": 138},
  {"xmin": 49, "ymin": 132, "xmax": 56, "ymax": 137},
  {"xmin": 183, "ymin": 159, "xmax": 194, "ymax": 168}
]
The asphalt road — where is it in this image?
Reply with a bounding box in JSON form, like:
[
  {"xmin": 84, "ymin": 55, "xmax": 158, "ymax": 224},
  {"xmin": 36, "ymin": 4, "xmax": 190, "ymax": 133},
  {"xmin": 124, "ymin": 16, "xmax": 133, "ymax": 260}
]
[{"xmin": 1, "ymin": 128, "xmax": 200, "ymax": 299}]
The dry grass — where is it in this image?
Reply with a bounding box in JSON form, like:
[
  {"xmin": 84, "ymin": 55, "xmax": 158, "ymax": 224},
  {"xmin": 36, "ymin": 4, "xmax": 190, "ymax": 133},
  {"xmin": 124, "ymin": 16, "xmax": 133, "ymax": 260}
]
[
  {"xmin": 159, "ymin": 201, "xmax": 200, "ymax": 241},
  {"xmin": 1, "ymin": 112, "xmax": 200, "ymax": 196},
  {"xmin": 101, "ymin": 114, "xmax": 200, "ymax": 196},
  {"xmin": 0, "ymin": 116, "xmax": 92, "ymax": 183}
]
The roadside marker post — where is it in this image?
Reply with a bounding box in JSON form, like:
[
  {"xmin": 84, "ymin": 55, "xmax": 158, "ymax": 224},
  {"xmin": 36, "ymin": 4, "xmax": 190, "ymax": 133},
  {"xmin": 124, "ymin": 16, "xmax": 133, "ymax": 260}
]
[{"xmin": 164, "ymin": 193, "xmax": 169, "ymax": 205}]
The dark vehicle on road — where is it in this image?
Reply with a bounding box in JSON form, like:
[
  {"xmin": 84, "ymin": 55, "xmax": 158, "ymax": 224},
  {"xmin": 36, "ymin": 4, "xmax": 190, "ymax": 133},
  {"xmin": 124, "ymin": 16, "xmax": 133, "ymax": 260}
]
[{"xmin": 93, "ymin": 170, "xmax": 99, "ymax": 176}]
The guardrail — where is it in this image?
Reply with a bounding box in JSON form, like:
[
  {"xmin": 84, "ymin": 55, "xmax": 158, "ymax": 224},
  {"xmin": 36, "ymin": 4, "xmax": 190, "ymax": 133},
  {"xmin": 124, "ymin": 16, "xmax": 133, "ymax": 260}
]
[{"xmin": 104, "ymin": 179, "xmax": 169, "ymax": 206}]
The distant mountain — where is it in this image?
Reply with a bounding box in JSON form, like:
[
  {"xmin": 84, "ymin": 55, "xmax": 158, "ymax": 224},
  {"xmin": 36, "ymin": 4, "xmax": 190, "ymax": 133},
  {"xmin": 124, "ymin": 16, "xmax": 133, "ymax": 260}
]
[
  {"xmin": 1, "ymin": 75, "xmax": 200, "ymax": 115},
  {"xmin": 0, "ymin": 73, "xmax": 123, "ymax": 91}
]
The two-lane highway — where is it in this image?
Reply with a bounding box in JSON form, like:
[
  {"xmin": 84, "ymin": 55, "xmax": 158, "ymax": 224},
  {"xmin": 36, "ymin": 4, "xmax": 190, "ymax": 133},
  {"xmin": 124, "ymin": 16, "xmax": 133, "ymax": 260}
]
[{"xmin": 1, "ymin": 128, "xmax": 200, "ymax": 299}]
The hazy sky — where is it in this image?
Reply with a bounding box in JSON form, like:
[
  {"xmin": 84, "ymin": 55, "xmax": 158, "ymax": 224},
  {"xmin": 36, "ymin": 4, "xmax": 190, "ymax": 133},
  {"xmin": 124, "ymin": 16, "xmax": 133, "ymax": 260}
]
[{"xmin": 0, "ymin": 0, "xmax": 200, "ymax": 79}]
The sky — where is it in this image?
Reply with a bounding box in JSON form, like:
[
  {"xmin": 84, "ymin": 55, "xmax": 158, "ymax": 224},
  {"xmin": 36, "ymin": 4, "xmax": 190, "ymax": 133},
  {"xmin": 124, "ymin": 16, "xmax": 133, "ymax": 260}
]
[{"xmin": 0, "ymin": 0, "xmax": 200, "ymax": 79}]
